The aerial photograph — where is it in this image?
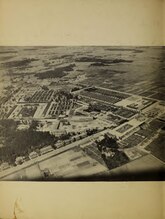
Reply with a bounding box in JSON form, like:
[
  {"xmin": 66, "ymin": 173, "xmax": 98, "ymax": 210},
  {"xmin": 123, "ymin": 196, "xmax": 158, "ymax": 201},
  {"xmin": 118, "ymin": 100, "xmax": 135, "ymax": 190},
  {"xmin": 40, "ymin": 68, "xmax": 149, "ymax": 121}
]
[{"xmin": 0, "ymin": 46, "xmax": 164, "ymax": 181}]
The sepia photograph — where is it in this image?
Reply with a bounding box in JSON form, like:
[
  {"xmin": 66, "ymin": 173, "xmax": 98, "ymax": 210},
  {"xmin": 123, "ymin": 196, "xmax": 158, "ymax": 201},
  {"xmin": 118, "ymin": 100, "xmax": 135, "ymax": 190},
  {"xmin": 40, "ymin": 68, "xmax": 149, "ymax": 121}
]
[
  {"xmin": 0, "ymin": 0, "xmax": 164, "ymax": 219},
  {"xmin": 0, "ymin": 46, "xmax": 164, "ymax": 181}
]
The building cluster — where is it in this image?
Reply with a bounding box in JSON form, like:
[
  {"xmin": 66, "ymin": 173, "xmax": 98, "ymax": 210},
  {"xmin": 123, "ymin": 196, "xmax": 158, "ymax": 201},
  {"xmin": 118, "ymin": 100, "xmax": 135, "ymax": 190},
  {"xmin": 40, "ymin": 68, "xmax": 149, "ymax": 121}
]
[{"xmin": 0, "ymin": 79, "xmax": 164, "ymax": 180}]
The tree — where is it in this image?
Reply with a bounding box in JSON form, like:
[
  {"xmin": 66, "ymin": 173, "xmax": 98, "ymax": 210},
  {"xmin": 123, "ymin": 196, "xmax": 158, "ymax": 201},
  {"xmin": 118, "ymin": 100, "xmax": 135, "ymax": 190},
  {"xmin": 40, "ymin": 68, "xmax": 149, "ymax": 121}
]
[{"xmin": 29, "ymin": 120, "xmax": 39, "ymax": 131}]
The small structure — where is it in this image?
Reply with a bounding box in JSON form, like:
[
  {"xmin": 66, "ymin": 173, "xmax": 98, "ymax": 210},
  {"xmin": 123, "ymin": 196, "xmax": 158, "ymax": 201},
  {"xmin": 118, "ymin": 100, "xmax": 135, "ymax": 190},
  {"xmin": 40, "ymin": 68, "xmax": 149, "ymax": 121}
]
[
  {"xmin": 55, "ymin": 141, "xmax": 64, "ymax": 148},
  {"xmin": 15, "ymin": 156, "xmax": 25, "ymax": 165},
  {"xmin": 98, "ymin": 135, "xmax": 105, "ymax": 142},
  {"xmin": 29, "ymin": 151, "xmax": 38, "ymax": 160},
  {"xmin": 40, "ymin": 145, "xmax": 54, "ymax": 155}
]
